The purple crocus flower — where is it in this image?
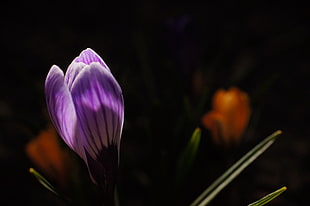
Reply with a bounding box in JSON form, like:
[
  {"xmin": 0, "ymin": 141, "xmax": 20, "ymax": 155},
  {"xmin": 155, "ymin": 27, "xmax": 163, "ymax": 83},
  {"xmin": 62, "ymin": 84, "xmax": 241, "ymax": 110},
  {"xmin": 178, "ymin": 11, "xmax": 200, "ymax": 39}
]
[{"xmin": 45, "ymin": 48, "xmax": 124, "ymax": 200}]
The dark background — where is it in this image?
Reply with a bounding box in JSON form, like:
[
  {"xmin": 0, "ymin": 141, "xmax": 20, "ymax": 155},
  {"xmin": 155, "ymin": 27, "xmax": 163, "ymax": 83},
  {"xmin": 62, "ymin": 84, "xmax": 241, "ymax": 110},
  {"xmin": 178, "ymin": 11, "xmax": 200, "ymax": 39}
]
[{"xmin": 1, "ymin": 1, "xmax": 309, "ymax": 205}]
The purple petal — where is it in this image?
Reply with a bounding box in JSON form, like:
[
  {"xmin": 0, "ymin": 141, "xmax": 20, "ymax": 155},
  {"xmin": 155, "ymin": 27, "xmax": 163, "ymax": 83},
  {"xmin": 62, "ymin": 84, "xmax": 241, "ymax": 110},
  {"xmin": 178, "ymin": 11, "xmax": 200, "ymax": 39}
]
[
  {"xmin": 45, "ymin": 65, "xmax": 86, "ymax": 159},
  {"xmin": 74, "ymin": 48, "xmax": 110, "ymax": 71},
  {"xmin": 71, "ymin": 62, "xmax": 124, "ymax": 160},
  {"xmin": 65, "ymin": 62, "xmax": 87, "ymax": 91}
]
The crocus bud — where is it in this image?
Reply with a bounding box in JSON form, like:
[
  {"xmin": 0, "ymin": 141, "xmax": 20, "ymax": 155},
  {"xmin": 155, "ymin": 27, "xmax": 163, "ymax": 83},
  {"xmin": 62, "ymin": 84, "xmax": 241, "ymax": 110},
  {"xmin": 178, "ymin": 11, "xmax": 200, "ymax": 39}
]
[
  {"xmin": 201, "ymin": 87, "xmax": 251, "ymax": 146},
  {"xmin": 45, "ymin": 48, "xmax": 124, "ymax": 201}
]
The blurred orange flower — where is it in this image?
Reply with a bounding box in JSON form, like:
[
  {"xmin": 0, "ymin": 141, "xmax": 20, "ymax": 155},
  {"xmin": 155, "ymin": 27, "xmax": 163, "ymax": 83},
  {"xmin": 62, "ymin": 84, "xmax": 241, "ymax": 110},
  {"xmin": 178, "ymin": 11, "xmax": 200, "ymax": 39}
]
[
  {"xmin": 201, "ymin": 87, "xmax": 251, "ymax": 146},
  {"xmin": 25, "ymin": 125, "xmax": 71, "ymax": 188}
]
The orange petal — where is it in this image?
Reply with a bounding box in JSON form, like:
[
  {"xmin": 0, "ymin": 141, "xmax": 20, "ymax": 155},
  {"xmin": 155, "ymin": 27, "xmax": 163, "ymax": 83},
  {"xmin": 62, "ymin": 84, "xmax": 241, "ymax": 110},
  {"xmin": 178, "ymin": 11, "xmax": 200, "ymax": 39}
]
[{"xmin": 201, "ymin": 111, "xmax": 228, "ymax": 145}]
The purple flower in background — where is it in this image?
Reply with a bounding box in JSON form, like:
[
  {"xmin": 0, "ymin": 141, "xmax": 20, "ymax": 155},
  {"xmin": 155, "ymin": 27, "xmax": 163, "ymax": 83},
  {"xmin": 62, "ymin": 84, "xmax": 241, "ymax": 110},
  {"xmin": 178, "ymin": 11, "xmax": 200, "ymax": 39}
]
[{"xmin": 45, "ymin": 48, "xmax": 124, "ymax": 200}]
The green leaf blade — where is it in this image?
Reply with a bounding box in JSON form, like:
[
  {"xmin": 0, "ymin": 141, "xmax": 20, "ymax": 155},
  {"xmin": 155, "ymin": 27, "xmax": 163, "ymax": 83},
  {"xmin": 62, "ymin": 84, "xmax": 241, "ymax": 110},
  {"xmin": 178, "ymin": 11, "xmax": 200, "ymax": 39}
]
[
  {"xmin": 176, "ymin": 127, "xmax": 202, "ymax": 185},
  {"xmin": 29, "ymin": 168, "xmax": 71, "ymax": 204},
  {"xmin": 29, "ymin": 168, "xmax": 59, "ymax": 196},
  {"xmin": 190, "ymin": 130, "xmax": 282, "ymax": 206},
  {"xmin": 248, "ymin": 187, "xmax": 287, "ymax": 206}
]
